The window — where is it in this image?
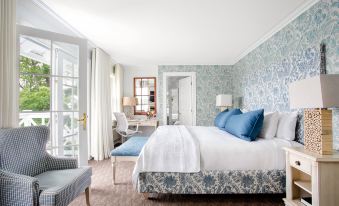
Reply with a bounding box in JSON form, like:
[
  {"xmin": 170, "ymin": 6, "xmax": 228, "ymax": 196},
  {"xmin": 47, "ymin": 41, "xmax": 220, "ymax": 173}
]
[{"xmin": 134, "ymin": 77, "xmax": 156, "ymax": 115}]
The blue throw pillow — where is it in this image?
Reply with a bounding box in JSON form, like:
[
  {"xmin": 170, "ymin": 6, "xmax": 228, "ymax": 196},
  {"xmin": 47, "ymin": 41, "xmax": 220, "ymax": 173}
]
[
  {"xmin": 224, "ymin": 109, "xmax": 264, "ymax": 141},
  {"xmin": 214, "ymin": 109, "xmax": 228, "ymax": 128},
  {"xmin": 214, "ymin": 109, "xmax": 242, "ymax": 129}
]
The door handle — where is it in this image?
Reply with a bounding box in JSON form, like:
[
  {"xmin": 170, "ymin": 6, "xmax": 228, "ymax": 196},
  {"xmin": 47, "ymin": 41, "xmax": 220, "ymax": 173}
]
[{"xmin": 77, "ymin": 113, "xmax": 88, "ymax": 130}]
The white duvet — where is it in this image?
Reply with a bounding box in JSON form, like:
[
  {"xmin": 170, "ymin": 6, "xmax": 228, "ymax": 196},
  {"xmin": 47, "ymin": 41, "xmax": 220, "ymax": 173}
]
[
  {"xmin": 132, "ymin": 125, "xmax": 302, "ymax": 186},
  {"xmin": 190, "ymin": 126, "xmax": 302, "ymax": 171},
  {"xmin": 132, "ymin": 125, "xmax": 200, "ymax": 184}
]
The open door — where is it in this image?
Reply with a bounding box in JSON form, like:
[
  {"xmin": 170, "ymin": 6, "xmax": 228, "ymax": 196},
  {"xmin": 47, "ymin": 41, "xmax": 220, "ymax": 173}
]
[
  {"xmin": 17, "ymin": 25, "xmax": 88, "ymax": 166},
  {"xmin": 178, "ymin": 77, "xmax": 193, "ymax": 126}
]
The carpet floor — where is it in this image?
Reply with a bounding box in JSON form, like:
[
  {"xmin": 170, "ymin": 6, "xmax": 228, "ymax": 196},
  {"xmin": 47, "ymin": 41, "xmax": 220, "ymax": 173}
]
[{"xmin": 70, "ymin": 160, "xmax": 285, "ymax": 206}]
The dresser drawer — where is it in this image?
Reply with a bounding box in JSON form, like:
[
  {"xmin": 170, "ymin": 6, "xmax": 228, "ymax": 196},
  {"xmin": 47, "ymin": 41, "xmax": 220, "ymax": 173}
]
[{"xmin": 289, "ymin": 153, "xmax": 312, "ymax": 175}]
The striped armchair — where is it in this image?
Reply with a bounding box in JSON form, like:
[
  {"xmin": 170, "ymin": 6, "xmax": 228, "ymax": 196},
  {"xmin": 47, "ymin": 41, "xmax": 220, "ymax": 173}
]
[{"xmin": 0, "ymin": 126, "xmax": 92, "ymax": 206}]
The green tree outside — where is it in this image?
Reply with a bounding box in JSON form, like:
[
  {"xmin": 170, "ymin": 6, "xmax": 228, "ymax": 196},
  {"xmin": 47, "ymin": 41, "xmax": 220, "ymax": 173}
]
[{"xmin": 19, "ymin": 56, "xmax": 50, "ymax": 111}]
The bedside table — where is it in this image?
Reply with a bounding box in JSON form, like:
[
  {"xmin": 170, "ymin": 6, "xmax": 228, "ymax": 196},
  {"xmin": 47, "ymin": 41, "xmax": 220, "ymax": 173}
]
[{"xmin": 283, "ymin": 147, "xmax": 339, "ymax": 206}]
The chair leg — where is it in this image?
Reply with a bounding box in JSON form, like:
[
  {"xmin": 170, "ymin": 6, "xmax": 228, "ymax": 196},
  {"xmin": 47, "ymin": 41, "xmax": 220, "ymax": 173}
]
[
  {"xmin": 143, "ymin": 193, "xmax": 149, "ymax": 199},
  {"xmin": 112, "ymin": 157, "xmax": 116, "ymax": 185},
  {"xmin": 85, "ymin": 187, "xmax": 90, "ymax": 206}
]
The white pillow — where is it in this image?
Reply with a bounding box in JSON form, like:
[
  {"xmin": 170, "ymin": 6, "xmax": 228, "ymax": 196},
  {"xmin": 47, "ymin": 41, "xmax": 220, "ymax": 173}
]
[
  {"xmin": 276, "ymin": 112, "xmax": 298, "ymax": 141},
  {"xmin": 259, "ymin": 112, "xmax": 279, "ymax": 139}
]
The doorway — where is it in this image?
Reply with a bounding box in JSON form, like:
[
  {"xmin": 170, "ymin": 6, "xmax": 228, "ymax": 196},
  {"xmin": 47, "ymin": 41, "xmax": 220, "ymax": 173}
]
[
  {"xmin": 17, "ymin": 25, "xmax": 88, "ymax": 166},
  {"xmin": 163, "ymin": 72, "xmax": 196, "ymax": 126}
]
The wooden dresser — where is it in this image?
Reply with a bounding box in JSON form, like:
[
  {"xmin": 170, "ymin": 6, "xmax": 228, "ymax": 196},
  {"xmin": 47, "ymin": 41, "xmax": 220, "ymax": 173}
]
[{"xmin": 283, "ymin": 147, "xmax": 339, "ymax": 206}]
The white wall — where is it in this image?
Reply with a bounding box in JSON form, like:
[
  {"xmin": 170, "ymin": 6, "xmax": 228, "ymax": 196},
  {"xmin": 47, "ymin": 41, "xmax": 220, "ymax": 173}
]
[{"xmin": 123, "ymin": 65, "xmax": 158, "ymax": 97}]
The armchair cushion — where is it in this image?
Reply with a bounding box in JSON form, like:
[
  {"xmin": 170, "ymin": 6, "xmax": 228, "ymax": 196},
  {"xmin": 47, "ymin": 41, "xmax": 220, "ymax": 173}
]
[
  {"xmin": 0, "ymin": 169, "xmax": 39, "ymax": 206},
  {"xmin": 36, "ymin": 167, "xmax": 92, "ymax": 206}
]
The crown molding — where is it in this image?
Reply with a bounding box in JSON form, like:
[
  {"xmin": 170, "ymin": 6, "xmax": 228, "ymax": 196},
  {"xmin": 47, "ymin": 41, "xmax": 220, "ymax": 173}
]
[{"xmin": 232, "ymin": 0, "xmax": 319, "ymax": 65}]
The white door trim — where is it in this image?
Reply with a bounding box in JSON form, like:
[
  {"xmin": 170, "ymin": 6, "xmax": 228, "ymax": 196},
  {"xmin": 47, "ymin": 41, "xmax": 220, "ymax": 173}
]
[{"xmin": 162, "ymin": 72, "xmax": 196, "ymax": 126}]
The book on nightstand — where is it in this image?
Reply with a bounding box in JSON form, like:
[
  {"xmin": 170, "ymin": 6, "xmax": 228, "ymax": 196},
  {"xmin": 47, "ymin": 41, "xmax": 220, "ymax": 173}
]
[{"xmin": 301, "ymin": 197, "xmax": 312, "ymax": 206}]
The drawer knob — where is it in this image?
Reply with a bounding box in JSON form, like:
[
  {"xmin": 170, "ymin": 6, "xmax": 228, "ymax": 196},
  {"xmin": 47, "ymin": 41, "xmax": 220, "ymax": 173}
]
[{"xmin": 295, "ymin": 161, "xmax": 301, "ymax": 166}]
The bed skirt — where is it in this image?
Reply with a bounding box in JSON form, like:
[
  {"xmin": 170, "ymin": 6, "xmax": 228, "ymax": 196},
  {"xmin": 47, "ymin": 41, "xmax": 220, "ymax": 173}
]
[{"xmin": 138, "ymin": 170, "xmax": 286, "ymax": 194}]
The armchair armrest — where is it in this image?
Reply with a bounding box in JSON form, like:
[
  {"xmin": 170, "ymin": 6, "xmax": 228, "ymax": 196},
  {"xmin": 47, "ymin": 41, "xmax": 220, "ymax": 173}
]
[
  {"xmin": 45, "ymin": 154, "xmax": 78, "ymax": 170},
  {"xmin": 0, "ymin": 169, "xmax": 39, "ymax": 206}
]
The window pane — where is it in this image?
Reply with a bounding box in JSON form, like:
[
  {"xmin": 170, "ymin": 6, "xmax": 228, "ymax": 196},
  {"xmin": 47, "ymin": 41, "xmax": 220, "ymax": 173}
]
[
  {"xmin": 141, "ymin": 96, "xmax": 149, "ymax": 104},
  {"xmin": 50, "ymin": 112, "xmax": 79, "ymax": 157},
  {"xmin": 64, "ymin": 145, "xmax": 79, "ymax": 158},
  {"xmin": 51, "ymin": 77, "xmax": 78, "ymax": 111},
  {"xmin": 63, "ymin": 112, "xmax": 79, "ymax": 137},
  {"xmin": 148, "ymin": 79, "xmax": 155, "ymax": 87},
  {"xmin": 136, "ymin": 105, "xmax": 142, "ymax": 112},
  {"xmin": 135, "ymin": 79, "xmax": 141, "ymax": 88},
  {"xmin": 142, "ymin": 105, "xmax": 150, "ymax": 112},
  {"xmin": 53, "ymin": 41, "xmax": 79, "ymax": 77},
  {"xmin": 135, "ymin": 96, "xmax": 142, "ymax": 106},
  {"xmin": 19, "ymin": 74, "xmax": 50, "ymax": 112},
  {"xmin": 19, "ymin": 35, "xmax": 51, "ymax": 72},
  {"xmin": 149, "ymin": 95, "xmax": 155, "ymax": 103},
  {"xmin": 135, "ymin": 88, "xmax": 142, "ymax": 95},
  {"xmin": 141, "ymin": 87, "xmax": 149, "ymax": 96}
]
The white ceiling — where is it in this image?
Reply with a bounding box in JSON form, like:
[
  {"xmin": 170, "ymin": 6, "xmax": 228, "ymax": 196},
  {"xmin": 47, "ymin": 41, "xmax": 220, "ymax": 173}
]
[{"xmin": 41, "ymin": 0, "xmax": 316, "ymax": 66}]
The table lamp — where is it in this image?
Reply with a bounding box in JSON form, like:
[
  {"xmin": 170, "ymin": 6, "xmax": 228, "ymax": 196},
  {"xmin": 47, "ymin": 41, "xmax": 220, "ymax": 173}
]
[
  {"xmin": 216, "ymin": 94, "xmax": 232, "ymax": 111},
  {"xmin": 122, "ymin": 97, "xmax": 137, "ymax": 119},
  {"xmin": 289, "ymin": 74, "xmax": 339, "ymax": 154}
]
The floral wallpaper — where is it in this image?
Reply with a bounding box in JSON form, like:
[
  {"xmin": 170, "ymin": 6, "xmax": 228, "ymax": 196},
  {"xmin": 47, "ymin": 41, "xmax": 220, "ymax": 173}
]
[
  {"xmin": 157, "ymin": 0, "xmax": 338, "ymax": 147},
  {"xmin": 231, "ymin": 0, "xmax": 339, "ymax": 146},
  {"xmin": 158, "ymin": 65, "xmax": 233, "ymax": 126}
]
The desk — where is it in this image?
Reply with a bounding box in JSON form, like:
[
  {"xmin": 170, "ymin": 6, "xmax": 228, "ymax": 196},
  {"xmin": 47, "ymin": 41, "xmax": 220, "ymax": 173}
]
[{"xmin": 127, "ymin": 119, "xmax": 159, "ymax": 130}]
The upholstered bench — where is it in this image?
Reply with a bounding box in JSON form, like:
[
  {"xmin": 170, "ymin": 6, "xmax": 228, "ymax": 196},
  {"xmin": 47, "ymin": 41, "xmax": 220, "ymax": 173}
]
[{"xmin": 111, "ymin": 136, "xmax": 148, "ymax": 184}]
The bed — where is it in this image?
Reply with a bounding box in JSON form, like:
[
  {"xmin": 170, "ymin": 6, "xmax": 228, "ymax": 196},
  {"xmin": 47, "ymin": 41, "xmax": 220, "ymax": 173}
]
[{"xmin": 132, "ymin": 125, "xmax": 302, "ymax": 195}]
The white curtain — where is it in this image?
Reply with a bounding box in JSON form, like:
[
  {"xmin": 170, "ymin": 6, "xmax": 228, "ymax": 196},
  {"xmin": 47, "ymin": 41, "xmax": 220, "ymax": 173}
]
[
  {"xmin": 90, "ymin": 48, "xmax": 113, "ymax": 160},
  {"xmin": 0, "ymin": 0, "xmax": 18, "ymax": 128},
  {"xmin": 111, "ymin": 64, "xmax": 124, "ymax": 113}
]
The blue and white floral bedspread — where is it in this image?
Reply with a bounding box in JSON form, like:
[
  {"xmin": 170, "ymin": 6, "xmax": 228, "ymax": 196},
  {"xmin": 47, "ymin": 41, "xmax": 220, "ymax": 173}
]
[{"xmin": 138, "ymin": 170, "xmax": 285, "ymax": 194}]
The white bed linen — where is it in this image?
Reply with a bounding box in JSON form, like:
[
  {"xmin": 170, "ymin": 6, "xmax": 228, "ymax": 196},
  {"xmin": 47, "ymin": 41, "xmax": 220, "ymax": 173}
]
[
  {"xmin": 189, "ymin": 126, "xmax": 302, "ymax": 170},
  {"xmin": 132, "ymin": 125, "xmax": 200, "ymax": 185},
  {"xmin": 132, "ymin": 125, "xmax": 303, "ymax": 187}
]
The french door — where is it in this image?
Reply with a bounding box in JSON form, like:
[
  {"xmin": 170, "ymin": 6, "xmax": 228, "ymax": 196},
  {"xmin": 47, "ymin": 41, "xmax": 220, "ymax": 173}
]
[{"xmin": 17, "ymin": 25, "xmax": 88, "ymax": 166}]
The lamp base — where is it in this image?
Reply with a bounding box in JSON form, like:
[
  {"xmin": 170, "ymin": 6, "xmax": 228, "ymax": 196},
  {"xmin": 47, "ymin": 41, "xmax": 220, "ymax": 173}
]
[{"xmin": 304, "ymin": 109, "xmax": 333, "ymax": 155}]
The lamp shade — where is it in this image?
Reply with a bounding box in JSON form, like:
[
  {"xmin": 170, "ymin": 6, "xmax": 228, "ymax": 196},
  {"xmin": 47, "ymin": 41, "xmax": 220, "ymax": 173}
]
[
  {"xmin": 216, "ymin": 94, "xmax": 232, "ymax": 107},
  {"xmin": 122, "ymin": 97, "xmax": 137, "ymax": 106},
  {"xmin": 289, "ymin": 74, "xmax": 339, "ymax": 109}
]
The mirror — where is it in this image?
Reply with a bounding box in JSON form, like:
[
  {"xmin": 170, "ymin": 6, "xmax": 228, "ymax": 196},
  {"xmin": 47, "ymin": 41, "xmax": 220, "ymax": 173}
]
[{"xmin": 134, "ymin": 77, "xmax": 156, "ymax": 115}]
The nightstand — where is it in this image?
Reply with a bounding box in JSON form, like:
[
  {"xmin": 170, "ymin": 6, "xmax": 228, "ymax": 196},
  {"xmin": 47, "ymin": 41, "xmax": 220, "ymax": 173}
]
[{"xmin": 283, "ymin": 147, "xmax": 339, "ymax": 206}]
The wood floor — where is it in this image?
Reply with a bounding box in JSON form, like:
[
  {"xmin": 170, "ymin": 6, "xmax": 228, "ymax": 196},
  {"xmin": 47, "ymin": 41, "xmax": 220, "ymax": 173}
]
[{"xmin": 70, "ymin": 160, "xmax": 285, "ymax": 206}]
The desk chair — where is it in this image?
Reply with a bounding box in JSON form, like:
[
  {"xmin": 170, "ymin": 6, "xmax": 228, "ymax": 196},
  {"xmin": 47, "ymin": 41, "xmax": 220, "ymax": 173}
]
[{"xmin": 113, "ymin": 112, "xmax": 141, "ymax": 143}]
